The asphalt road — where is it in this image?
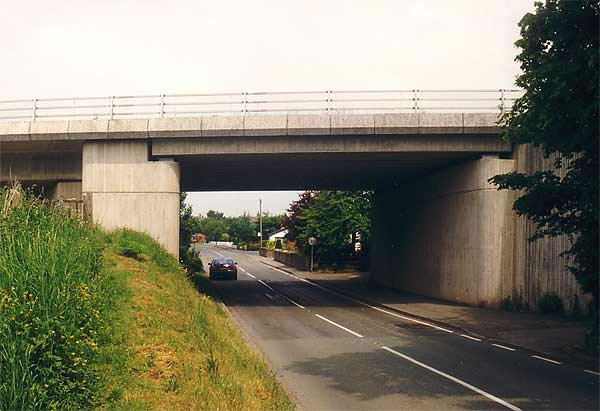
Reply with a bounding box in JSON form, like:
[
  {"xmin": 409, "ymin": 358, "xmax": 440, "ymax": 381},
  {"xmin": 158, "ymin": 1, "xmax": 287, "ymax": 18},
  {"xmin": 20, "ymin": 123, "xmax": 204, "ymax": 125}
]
[{"xmin": 198, "ymin": 245, "xmax": 599, "ymax": 411}]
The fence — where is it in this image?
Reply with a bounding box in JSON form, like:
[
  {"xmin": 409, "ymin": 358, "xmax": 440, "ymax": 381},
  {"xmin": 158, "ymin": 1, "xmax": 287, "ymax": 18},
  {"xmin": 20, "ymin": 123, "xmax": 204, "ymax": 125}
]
[{"xmin": 0, "ymin": 89, "xmax": 523, "ymax": 122}]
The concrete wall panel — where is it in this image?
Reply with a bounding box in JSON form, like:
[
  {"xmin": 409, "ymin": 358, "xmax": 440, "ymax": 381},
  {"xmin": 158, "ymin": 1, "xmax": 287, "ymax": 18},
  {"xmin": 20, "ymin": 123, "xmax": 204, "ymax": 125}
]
[
  {"xmin": 82, "ymin": 141, "xmax": 180, "ymax": 257},
  {"xmin": 29, "ymin": 121, "xmax": 70, "ymax": 140},
  {"xmin": 0, "ymin": 122, "xmax": 30, "ymax": 141},
  {"xmin": 244, "ymin": 115, "xmax": 287, "ymax": 136},
  {"xmin": 371, "ymin": 157, "xmax": 514, "ymax": 306},
  {"xmin": 331, "ymin": 114, "xmax": 374, "ymax": 135},
  {"xmin": 68, "ymin": 120, "xmax": 109, "ymax": 139},
  {"xmin": 148, "ymin": 117, "xmax": 202, "ymax": 138},
  {"xmin": 375, "ymin": 113, "xmax": 418, "ymax": 134},
  {"xmin": 418, "ymin": 113, "xmax": 463, "ymax": 134},
  {"xmin": 201, "ymin": 116, "xmax": 244, "ymax": 137},
  {"xmin": 287, "ymin": 114, "xmax": 330, "ymax": 135},
  {"xmin": 108, "ymin": 119, "xmax": 149, "ymax": 139}
]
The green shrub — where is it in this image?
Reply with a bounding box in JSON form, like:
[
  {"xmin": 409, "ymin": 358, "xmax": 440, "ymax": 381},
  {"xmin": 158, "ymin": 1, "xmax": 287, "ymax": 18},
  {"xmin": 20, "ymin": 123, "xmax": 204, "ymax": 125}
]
[
  {"xmin": 538, "ymin": 292, "xmax": 564, "ymax": 314},
  {"xmin": 0, "ymin": 186, "xmax": 114, "ymax": 409}
]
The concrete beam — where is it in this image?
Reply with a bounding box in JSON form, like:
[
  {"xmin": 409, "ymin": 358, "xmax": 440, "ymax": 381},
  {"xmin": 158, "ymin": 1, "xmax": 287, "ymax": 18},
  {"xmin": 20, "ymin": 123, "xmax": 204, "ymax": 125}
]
[
  {"xmin": 202, "ymin": 116, "xmax": 244, "ymax": 137},
  {"xmin": 375, "ymin": 113, "xmax": 418, "ymax": 134},
  {"xmin": 68, "ymin": 119, "xmax": 109, "ymax": 139},
  {"xmin": 287, "ymin": 114, "xmax": 330, "ymax": 136},
  {"xmin": 108, "ymin": 119, "xmax": 148, "ymax": 139},
  {"xmin": 29, "ymin": 121, "xmax": 70, "ymax": 141},
  {"xmin": 244, "ymin": 115, "xmax": 287, "ymax": 136},
  {"xmin": 331, "ymin": 114, "xmax": 374, "ymax": 135},
  {"xmin": 0, "ymin": 122, "xmax": 30, "ymax": 141},
  {"xmin": 148, "ymin": 117, "xmax": 202, "ymax": 138},
  {"xmin": 418, "ymin": 113, "xmax": 463, "ymax": 134}
]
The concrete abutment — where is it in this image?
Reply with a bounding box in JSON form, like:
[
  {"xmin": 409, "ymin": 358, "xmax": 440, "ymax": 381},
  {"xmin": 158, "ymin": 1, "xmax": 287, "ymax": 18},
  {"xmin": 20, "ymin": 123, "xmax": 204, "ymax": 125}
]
[
  {"xmin": 370, "ymin": 150, "xmax": 588, "ymax": 312},
  {"xmin": 82, "ymin": 141, "xmax": 180, "ymax": 257}
]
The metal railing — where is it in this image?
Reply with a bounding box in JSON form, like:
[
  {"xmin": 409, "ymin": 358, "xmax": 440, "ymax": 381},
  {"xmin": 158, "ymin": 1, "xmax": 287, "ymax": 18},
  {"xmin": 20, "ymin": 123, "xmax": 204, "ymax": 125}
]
[{"xmin": 0, "ymin": 89, "xmax": 523, "ymax": 122}]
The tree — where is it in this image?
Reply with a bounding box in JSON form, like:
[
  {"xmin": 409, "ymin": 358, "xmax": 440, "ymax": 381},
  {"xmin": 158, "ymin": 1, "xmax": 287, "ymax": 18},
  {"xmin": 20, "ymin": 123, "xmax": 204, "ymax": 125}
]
[
  {"xmin": 489, "ymin": 1, "xmax": 599, "ymax": 311},
  {"xmin": 179, "ymin": 192, "xmax": 199, "ymax": 257},
  {"xmin": 297, "ymin": 190, "xmax": 372, "ymax": 266},
  {"xmin": 226, "ymin": 214, "xmax": 256, "ymax": 244},
  {"xmin": 283, "ymin": 191, "xmax": 316, "ymax": 241}
]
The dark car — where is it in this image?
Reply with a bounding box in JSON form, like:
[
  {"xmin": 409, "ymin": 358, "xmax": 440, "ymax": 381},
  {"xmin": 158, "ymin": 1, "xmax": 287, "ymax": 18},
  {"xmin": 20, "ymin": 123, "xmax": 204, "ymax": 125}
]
[{"xmin": 208, "ymin": 258, "xmax": 238, "ymax": 280}]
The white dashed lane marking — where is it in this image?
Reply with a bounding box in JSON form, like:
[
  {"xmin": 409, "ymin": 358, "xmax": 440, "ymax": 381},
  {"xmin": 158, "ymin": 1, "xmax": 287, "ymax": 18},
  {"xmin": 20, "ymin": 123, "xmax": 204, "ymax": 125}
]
[
  {"xmin": 315, "ymin": 314, "xmax": 364, "ymax": 338},
  {"xmin": 492, "ymin": 343, "xmax": 516, "ymax": 352},
  {"xmin": 531, "ymin": 355, "xmax": 562, "ymax": 365}
]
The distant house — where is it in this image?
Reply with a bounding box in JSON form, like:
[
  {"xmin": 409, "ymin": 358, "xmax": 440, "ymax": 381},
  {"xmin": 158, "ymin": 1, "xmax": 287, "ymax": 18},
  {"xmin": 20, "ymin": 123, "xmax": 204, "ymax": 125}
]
[
  {"xmin": 268, "ymin": 227, "xmax": 288, "ymax": 241},
  {"xmin": 191, "ymin": 233, "xmax": 207, "ymax": 243}
]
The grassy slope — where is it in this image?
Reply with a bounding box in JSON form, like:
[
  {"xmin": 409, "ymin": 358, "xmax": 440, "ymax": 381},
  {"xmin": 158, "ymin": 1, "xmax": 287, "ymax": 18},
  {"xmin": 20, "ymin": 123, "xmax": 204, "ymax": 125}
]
[{"xmin": 99, "ymin": 231, "xmax": 293, "ymax": 410}]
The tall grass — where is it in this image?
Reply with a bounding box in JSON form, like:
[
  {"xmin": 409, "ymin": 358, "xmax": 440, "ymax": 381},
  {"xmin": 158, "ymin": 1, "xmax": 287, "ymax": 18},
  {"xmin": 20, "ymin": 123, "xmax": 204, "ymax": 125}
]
[{"xmin": 0, "ymin": 185, "xmax": 114, "ymax": 409}]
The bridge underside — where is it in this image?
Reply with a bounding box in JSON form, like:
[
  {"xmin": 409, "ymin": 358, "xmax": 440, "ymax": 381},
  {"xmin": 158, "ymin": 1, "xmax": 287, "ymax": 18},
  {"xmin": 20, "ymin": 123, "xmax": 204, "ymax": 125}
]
[{"xmin": 177, "ymin": 152, "xmax": 482, "ymax": 191}]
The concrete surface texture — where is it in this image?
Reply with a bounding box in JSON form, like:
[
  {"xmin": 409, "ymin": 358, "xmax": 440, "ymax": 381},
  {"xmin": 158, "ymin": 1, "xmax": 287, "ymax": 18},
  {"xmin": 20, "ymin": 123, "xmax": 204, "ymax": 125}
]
[
  {"xmin": 82, "ymin": 141, "xmax": 180, "ymax": 257},
  {"xmin": 0, "ymin": 112, "xmax": 502, "ymax": 141},
  {"xmin": 370, "ymin": 154, "xmax": 588, "ymax": 312},
  {"xmin": 371, "ymin": 157, "xmax": 515, "ymax": 307},
  {"xmin": 49, "ymin": 181, "xmax": 82, "ymax": 201}
]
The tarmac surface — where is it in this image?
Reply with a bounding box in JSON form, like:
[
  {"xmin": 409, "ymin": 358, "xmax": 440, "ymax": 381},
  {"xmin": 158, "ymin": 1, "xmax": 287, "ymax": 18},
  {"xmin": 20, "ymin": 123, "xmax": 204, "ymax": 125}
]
[{"xmin": 198, "ymin": 245, "xmax": 599, "ymax": 411}]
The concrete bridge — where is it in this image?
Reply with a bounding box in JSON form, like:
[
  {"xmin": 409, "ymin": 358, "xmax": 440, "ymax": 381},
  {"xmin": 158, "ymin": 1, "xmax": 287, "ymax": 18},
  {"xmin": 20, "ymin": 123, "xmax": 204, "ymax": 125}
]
[{"xmin": 0, "ymin": 89, "xmax": 583, "ymax": 312}]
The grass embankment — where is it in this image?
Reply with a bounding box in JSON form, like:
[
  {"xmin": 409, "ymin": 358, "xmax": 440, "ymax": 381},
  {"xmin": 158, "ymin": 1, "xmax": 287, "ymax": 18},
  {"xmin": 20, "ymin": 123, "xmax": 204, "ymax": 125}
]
[
  {"xmin": 0, "ymin": 186, "xmax": 293, "ymax": 410},
  {"xmin": 0, "ymin": 186, "xmax": 117, "ymax": 409},
  {"xmin": 101, "ymin": 230, "xmax": 293, "ymax": 410}
]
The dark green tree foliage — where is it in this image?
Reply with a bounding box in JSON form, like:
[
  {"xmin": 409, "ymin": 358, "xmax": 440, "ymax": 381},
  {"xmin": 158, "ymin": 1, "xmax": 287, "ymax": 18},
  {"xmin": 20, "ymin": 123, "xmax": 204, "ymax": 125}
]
[
  {"xmin": 283, "ymin": 191, "xmax": 316, "ymax": 241},
  {"xmin": 226, "ymin": 213, "xmax": 256, "ymax": 244},
  {"xmin": 489, "ymin": 1, "xmax": 599, "ymax": 307},
  {"xmin": 297, "ymin": 190, "xmax": 372, "ymax": 264},
  {"xmin": 179, "ymin": 192, "xmax": 199, "ymax": 256}
]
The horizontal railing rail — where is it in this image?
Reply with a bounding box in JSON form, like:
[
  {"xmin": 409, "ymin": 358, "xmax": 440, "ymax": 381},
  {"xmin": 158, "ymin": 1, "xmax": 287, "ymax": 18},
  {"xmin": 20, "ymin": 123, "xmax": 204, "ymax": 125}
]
[{"xmin": 0, "ymin": 89, "xmax": 523, "ymax": 122}]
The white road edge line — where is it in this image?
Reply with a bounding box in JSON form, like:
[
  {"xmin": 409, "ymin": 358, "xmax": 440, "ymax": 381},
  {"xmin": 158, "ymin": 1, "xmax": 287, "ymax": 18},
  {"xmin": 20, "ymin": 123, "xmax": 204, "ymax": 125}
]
[
  {"xmin": 263, "ymin": 263, "xmax": 454, "ymax": 333},
  {"xmin": 531, "ymin": 355, "xmax": 562, "ymax": 365},
  {"xmin": 255, "ymin": 278, "xmax": 306, "ymax": 309},
  {"xmin": 460, "ymin": 334, "xmax": 482, "ymax": 342},
  {"xmin": 382, "ymin": 346, "xmax": 522, "ymax": 411},
  {"xmin": 584, "ymin": 369, "xmax": 600, "ymax": 376},
  {"xmin": 492, "ymin": 343, "xmax": 516, "ymax": 352},
  {"xmin": 315, "ymin": 314, "xmax": 364, "ymax": 338}
]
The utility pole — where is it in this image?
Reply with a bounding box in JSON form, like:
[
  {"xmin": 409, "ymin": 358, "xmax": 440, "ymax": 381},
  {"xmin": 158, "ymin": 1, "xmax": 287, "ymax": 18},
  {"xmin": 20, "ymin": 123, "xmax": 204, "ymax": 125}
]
[{"xmin": 259, "ymin": 198, "xmax": 263, "ymax": 248}]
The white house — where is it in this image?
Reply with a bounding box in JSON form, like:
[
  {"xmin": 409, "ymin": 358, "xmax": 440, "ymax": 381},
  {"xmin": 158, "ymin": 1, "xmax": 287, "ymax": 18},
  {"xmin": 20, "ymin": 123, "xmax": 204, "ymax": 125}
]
[{"xmin": 268, "ymin": 227, "xmax": 288, "ymax": 241}]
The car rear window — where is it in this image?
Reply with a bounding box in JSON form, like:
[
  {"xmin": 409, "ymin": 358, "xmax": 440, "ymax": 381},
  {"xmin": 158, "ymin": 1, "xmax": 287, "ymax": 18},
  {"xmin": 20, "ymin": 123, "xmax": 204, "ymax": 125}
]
[{"xmin": 213, "ymin": 259, "xmax": 234, "ymax": 264}]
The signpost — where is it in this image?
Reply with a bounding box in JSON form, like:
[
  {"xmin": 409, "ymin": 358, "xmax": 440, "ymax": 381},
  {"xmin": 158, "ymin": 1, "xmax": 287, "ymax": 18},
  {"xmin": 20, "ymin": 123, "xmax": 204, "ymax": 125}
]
[{"xmin": 308, "ymin": 236, "xmax": 317, "ymax": 272}]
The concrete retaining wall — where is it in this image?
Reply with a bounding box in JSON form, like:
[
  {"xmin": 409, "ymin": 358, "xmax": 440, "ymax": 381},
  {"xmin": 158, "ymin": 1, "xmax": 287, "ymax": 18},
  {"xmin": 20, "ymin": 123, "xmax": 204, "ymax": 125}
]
[
  {"xmin": 371, "ymin": 150, "xmax": 588, "ymax": 311},
  {"xmin": 274, "ymin": 250, "xmax": 309, "ymax": 271}
]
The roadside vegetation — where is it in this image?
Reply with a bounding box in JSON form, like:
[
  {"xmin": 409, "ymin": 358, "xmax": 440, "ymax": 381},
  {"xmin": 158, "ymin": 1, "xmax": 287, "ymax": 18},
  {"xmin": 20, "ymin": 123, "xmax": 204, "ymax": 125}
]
[
  {"xmin": 0, "ymin": 185, "xmax": 293, "ymax": 410},
  {"xmin": 489, "ymin": 0, "xmax": 598, "ymax": 348},
  {"xmin": 0, "ymin": 184, "xmax": 115, "ymax": 409},
  {"xmin": 100, "ymin": 230, "xmax": 293, "ymax": 410}
]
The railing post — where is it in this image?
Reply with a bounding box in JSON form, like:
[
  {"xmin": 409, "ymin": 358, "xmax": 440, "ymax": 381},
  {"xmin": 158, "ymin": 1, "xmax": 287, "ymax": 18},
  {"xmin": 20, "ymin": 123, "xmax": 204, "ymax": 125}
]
[
  {"xmin": 109, "ymin": 96, "xmax": 114, "ymax": 120},
  {"xmin": 327, "ymin": 90, "xmax": 332, "ymax": 112},
  {"xmin": 242, "ymin": 92, "xmax": 247, "ymax": 115},
  {"xmin": 413, "ymin": 89, "xmax": 419, "ymax": 112},
  {"xmin": 31, "ymin": 98, "xmax": 37, "ymax": 121},
  {"xmin": 500, "ymin": 89, "xmax": 505, "ymax": 113},
  {"xmin": 160, "ymin": 94, "xmax": 165, "ymax": 118}
]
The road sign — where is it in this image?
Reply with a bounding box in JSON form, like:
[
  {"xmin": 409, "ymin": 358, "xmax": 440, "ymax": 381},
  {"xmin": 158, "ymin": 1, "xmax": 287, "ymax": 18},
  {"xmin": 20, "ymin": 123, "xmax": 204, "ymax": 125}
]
[{"xmin": 308, "ymin": 237, "xmax": 317, "ymax": 245}]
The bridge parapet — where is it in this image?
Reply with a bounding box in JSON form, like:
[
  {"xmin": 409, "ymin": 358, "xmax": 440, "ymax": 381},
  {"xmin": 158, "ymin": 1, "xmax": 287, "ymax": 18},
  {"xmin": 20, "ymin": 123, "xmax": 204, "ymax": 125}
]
[{"xmin": 0, "ymin": 112, "xmax": 505, "ymax": 142}]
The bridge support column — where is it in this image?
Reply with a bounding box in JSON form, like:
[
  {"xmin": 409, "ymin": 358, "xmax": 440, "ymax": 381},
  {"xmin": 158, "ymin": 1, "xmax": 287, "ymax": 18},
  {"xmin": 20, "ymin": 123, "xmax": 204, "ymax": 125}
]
[{"xmin": 82, "ymin": 141, "xmax": 180, "ymax": 257}]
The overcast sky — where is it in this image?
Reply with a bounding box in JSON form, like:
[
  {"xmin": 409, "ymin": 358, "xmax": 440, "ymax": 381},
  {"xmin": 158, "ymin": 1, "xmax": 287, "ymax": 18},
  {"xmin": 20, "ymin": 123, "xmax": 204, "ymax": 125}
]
[{"xmin": 1, "ymin": 0, "xmax": 534, "ymax": 216}]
